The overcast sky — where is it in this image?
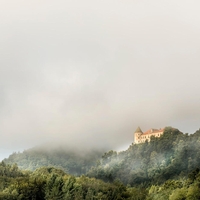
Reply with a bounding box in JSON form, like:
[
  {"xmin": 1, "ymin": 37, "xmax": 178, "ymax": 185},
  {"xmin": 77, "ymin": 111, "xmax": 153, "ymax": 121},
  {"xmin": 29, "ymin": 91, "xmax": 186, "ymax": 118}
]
[{"xmin": 1, "ymin": 0, "xmax": 200, "ymax": 160}]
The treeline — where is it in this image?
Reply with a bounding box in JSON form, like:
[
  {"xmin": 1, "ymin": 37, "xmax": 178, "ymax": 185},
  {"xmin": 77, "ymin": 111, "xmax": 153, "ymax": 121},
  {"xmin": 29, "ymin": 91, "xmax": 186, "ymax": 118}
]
[
  {"xmin": 4, "ymin": 147, "xmax": 105, "ymax": 175},
  {"xmin": 87, "ymin": 127, "xmax": 200, "ymax": 186},
  {"xmin": 147, "ymin": 168, "xmax": 200, "ymax": 200},
  {"xmin": 0, "ymin": 161, "xmax": 200, "ymax": 199},
  {"xmin": 0, "ymin": 161, "xmax": 141, "ymax": 200},
  {"xmin": 3, "ymin": 127, "xmax": 200, "ymax": 199},
  {"xmin": 4, "ymin": 127, "xmax": 200, "ymax": 187}
]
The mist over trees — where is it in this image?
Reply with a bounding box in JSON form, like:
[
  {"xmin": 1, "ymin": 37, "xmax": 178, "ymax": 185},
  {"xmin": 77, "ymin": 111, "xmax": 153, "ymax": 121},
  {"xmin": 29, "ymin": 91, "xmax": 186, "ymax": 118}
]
[
  {"xmin": 1, "ymin": 156, "xmax": 200, "ymax": 199},
  {"xmin": 4, "ymin": 147, "xmax": 107, "ymax": 176},
  {"xmin": 0, "ymin": 162, "xmax": 132, "ymax": 199},
  {"xmin": 2, "ymin": 127, "xmax": 200, "ymax": 199},
  {"xmin": 87, "ymin": 127, "xmax": 200, "ymax": 186}
]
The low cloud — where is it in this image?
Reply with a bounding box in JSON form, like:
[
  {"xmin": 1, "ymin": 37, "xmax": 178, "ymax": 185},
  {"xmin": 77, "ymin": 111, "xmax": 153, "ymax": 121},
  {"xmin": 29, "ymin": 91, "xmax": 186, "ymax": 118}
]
[{"xmin": 0, "ymin": 0, "xmax": 200, "ymax": 159}]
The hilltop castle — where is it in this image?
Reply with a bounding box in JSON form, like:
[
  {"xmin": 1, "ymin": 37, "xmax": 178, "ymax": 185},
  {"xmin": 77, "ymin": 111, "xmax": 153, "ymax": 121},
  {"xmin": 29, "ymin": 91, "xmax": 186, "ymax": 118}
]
[{"xmin": 134, "ymin": 127, "xmax": 164, "ymax": 144}]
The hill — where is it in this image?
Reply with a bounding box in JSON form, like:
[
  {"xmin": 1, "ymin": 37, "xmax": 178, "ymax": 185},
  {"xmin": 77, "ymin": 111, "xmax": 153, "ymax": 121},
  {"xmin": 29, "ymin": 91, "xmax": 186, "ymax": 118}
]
[
  {"xmin": 87, "ymin": 127, "xmax": 200, "ymax": 186},
  {"xmin": 3, "ymin": 145, "xmax": 107, "ymax": 176},
  {"xmin": 2, "ymin": 126, "xmax": 200, "ymax": 199},
  {"xmin": 1, "ymin": 159, "xmax": 200, "ymax": 199},
  {"xmin": 4, "ymin": 127, "xmax": 200, "ymax": 186}
]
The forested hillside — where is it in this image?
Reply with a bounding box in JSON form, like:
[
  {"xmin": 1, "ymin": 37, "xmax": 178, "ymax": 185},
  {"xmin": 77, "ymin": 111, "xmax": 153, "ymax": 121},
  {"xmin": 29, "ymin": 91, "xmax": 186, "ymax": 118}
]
[
  {"xmin": 0, "ymin": 161, "xmax": 200, "ymax": 199},
  {"xmin": 0, "ymin": 162, "xmax": 132, "ymax": 199},
  {"xmin": 87, "ymin": 127, "xmax": 200, "ymax": 186},
  {"xmin": 3, "ymin": 127, "xmax": 200, "ymax": 199},
  {"xmin": 4, "ymin": 147, "xmax": 106, "ymax": 175},
  {"xmin": 4, "ymin": 127, "xmax": 200, "ymax": 187}
]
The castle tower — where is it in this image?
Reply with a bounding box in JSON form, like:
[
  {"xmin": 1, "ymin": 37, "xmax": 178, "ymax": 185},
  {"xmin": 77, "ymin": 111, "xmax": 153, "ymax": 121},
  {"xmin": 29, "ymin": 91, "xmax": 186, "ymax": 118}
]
[{"xmin": 134, "ymin": 126, "xmax": 143, "ymax": 144}]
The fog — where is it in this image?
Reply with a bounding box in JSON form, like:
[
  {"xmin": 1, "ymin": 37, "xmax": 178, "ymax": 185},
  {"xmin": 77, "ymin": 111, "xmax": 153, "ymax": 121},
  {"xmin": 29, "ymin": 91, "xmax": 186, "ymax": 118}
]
[{"xmin": 1, "ymin": 0, "xmax": 200, "ymax": 160}]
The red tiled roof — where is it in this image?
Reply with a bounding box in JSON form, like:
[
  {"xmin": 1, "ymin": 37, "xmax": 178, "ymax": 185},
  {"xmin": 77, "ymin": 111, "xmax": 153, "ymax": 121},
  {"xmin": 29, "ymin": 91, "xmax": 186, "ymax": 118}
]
[{"xmin": 142, "ymin": 128, "xmax": 164, "ymax": 135}]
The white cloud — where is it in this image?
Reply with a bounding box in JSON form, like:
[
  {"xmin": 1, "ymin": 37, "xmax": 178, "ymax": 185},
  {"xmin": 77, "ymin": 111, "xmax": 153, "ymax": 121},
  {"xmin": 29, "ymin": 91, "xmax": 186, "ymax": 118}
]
[{"xmin": 0, "ymin": 0, "xmax": 200, "ymax": 158}]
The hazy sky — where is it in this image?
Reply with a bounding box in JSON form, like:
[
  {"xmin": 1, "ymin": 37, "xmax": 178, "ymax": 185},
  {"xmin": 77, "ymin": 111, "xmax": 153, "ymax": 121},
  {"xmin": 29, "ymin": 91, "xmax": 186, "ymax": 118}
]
[{"xmin": 1, "ymin": 0, "xmax": 200, "ymax": 160}]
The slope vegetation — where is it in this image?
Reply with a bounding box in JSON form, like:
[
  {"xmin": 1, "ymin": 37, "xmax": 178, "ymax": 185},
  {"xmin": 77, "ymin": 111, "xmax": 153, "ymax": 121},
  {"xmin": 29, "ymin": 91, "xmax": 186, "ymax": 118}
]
[{"xmin": 87, "ymin": 127, "xmax": 200, "ymax": 186}]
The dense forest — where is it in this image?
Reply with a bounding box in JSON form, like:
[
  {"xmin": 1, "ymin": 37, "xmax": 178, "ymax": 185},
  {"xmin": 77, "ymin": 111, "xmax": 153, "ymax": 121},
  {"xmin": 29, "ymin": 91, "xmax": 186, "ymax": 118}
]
[
  {"xmin": 0, "ymin": 161, "xmax": 200, "ymax": 199},
  {"xmin": 2, "ymin": 127, "xmax": 200, "ymax": 199},
  {"xmin": 0, "ymin": 162, "xmax": 132, "ymax": 199}
]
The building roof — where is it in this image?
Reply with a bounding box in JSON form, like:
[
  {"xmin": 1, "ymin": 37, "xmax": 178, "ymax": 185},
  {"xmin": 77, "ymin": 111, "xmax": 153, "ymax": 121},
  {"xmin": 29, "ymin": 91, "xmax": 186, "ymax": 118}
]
[
  {"xmin": 135, "ymin": 126, "xmax": 143, "ymax": 133},
  {"xmin": 142, "ymin": 128, "xmax": 165, "ymax": 135}
]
